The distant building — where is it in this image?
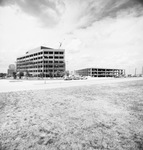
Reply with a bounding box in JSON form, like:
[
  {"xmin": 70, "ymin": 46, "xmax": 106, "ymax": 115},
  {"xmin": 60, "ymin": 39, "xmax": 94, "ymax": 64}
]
[
  {"xmin": 9, "ymin": 64, "xmax": 15, "ymax": 70},
  {"xmin": 75, "ymin": 68, "xmax": 125, "ymax": 77},
  {"xmin": 16, "ymin": 46, "xmax": 65, "ymax": 77},
  {"xmin": 7, "ymin": 64, "xmax": 16, "ymax": 76}
]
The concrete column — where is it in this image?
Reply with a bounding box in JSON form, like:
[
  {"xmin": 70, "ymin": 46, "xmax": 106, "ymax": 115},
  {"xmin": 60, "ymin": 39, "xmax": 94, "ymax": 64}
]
[
  {"xmin": 97, "ymin": 68, "xmax": 98, "ymax": 77},
  {"xmin": 90, "ymin": 68, "xmax": 92, "ymax": 77}
]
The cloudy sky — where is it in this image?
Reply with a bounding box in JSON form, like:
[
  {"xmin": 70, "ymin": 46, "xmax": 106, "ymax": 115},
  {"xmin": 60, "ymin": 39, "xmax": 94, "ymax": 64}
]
[{"xmin": 0, "ymin": 0, "xmax": 143, "ymax": 74}]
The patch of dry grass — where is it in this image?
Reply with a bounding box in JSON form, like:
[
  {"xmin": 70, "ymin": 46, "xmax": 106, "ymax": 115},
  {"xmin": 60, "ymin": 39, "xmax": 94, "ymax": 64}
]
[{"xmin": 0, "ymin": 80, "xmax": 143, "ymax": 150}]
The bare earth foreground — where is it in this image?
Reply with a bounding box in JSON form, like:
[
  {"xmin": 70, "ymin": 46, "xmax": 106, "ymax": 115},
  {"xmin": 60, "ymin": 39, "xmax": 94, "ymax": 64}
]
[{"xmin": 0, "ymin": 78, "xmax": 143, "ymax": 150}]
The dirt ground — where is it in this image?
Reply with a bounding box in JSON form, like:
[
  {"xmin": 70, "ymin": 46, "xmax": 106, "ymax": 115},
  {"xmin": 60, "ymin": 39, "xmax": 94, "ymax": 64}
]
[{"xmin": 0, "ymin": 78, "xmax": 143, "ymax": 150}]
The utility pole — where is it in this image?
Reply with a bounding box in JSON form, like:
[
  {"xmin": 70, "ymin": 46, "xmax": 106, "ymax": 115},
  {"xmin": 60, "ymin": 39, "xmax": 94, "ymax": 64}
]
[
  {"xmin": 42, "ymin": 49, "xmax": 44, "ymax": 79},
  {"xmin": 53, "ymin": 51, "xmax": 55, "ymax": 78},
  {"xmin": 66, "ymin": 61, "xmax": 68, "ymax": 72},
  {"xmin": 135, "ymin": 68, "xmax": 137, "ymax": 76}
]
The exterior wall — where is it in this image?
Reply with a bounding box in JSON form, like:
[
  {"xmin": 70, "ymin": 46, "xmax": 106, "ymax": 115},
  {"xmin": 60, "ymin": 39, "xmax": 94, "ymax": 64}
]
[
  {"xmin": 7, "ymin": 64, "xmax": 16, "ymax": 76},
  {"xmin": 75, "ymin": 68, "xmax": 125, "ymax": 77},
  {"xmin": 16, "ymin": 46, "xmax": 65, "ymax": 77},
  {"xmin": 7, "ymin": 69, "xmax": 15, "ymax": 76}
]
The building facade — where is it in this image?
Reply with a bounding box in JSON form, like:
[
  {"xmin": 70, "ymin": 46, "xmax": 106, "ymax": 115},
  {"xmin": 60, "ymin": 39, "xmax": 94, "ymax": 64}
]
[
  {"xmin": 75, "ymin": 68, "xmax": 125, "ymax": 77},
  {"xmin": 16, "ymin": 46, "xmax": 65, "ymax": 77},
  {"xmin": 7, "ymin": 64, "xmax": 16, "ymax": 77}
]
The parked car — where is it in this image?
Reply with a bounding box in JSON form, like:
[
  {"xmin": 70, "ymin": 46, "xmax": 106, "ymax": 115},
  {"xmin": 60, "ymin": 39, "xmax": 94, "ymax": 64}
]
[{"xmin": 64, "ymin": 76, "xmax": 72, "ymax": 80}]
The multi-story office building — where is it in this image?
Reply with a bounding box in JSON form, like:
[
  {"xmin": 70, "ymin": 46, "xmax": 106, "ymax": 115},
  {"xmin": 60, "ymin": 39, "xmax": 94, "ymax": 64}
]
[
  {"xmin": 75, "ymin": 68, "xmax": 125, "ymax": 77},
  {"xmin": 16, "ymin": 46, "xmax": 65, "ymax": 77}
]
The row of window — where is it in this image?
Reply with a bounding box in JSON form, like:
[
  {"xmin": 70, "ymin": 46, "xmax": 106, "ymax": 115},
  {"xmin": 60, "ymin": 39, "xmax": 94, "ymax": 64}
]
[
  {"xmin": 17, "ymin": 56, "xmax": 64, "ymax": 62},
  {"xmin": 19, "ymin": 69, "xmax": 64, "ymax": 73},
  {"xmin": 91, "ymin": 71, "xmax": 123, "ymax": 73},
  {"xmin": 19, "ymin": 69, "xmax": 64, "ymax": 72},
  {"xmin": 44, "ymin": 51, "xmax": 64, "ymax": 54},
  {"xmin": 44, "ymin": 56, "xmax": 64, "ymax": 59},
  {"xmin": 78, "ymin": 70, "xmax": 123, "ymax": 73},
  {"xmin": 92, "ymin": 69, "xmax": 123, "ymax": 71},
  {"xmin": 17, "ymin": 65, "xmax": 64, "ymax": 69},
  {"xmin": 17, "ymin": 60, "xmax": 65, "ymax": 65},
  {"xmin": 18, "ymin": 52, "xmax": 43, "ymax": 60},
  {"xmin": 17, "ymin": 51, "xmax": 64, "ymax": 60}
]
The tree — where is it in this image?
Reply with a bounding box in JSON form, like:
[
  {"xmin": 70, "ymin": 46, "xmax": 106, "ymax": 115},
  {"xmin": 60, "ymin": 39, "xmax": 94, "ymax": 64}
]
[
  {"xmin": 56, "ymin": 70, "xmax": 65, "ymax": 77},
  {"xmin": 0, "ymin": 73, "xmax": 7, "ymax": 78},
  {"xmin": 59, "ymin": 71, "xmax": 65, "ymax": 77},
  {"xmin": 65, "ymin": 70, "xmax": 69, "ymax": 76},
  {"xmin": 17, "ymin": 71, "xmax": 24, "ymax": 79},
  {"xmin": 25, "ymin": 70, "xmax": 30, "ymax": 78},
  {"xmin": 13, "ymin": 72, "xmax": 17, "ymax": 79},
  {"xmin": 49, "ymin": 72, "xmax": 53, "ymax": 78}
]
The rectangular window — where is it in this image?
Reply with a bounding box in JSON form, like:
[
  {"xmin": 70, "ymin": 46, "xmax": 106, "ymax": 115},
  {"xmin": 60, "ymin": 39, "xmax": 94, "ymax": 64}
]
[
  {"xmin": 44, "ymin": 51, "xmax": 48, "ymax": 54},
  {"xmin": 60, "ymin": 69, "xmax": 64, "ymax": 72},
  {"xmin": 44, "ymin": 61, "xmax": 48, "ymax": 63},
  {"xmin": 59, "ymin": 65, "xmax": 64, "ymax": 68},
  {"xmin": 49, "ymin": 52, "xmax": 53, "ymax": 54},
  {"xmin": 44, "ymin": 56, "xmax": 48, "ymax": 59}
]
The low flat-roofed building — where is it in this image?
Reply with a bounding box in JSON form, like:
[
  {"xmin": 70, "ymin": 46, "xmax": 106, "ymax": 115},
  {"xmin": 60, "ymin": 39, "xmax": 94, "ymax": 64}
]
[
  {"xmin": 16, "ymin": 46, "xmax": 65, "ymax": 77},
  {"xmin": 75, "ymin": 68, "xmax": 125, "ymax": 77}
]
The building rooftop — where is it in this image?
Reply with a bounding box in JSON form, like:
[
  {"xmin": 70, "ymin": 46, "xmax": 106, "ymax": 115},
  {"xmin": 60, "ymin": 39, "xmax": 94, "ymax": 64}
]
[
  {"xmin": 76, "ymin": 67, "xmax": 125, "ymax": 70},
  {"xmin": 25, "ymin": 46, "xmax": 53, "ymax": 55},
  {"xmin": 17, "ymin": 46, "xmax": 65, "ymax": 58}
]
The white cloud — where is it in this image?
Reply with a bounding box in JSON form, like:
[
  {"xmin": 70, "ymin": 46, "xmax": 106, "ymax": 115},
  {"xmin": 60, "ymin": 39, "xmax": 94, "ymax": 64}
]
[
  {"xmin": 64, "ymin": 15, "xmax": 143, "ymax": 72},
  {"xmin": 0, "ymin": 0, "xmax": 143, "ymax": 74}
]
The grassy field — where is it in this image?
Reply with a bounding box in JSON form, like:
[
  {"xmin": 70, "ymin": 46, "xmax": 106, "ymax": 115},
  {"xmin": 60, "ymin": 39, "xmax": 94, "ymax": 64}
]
[{"xmin": 0, "ymin": 79, "xmax": 143, "ymax": 150}]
